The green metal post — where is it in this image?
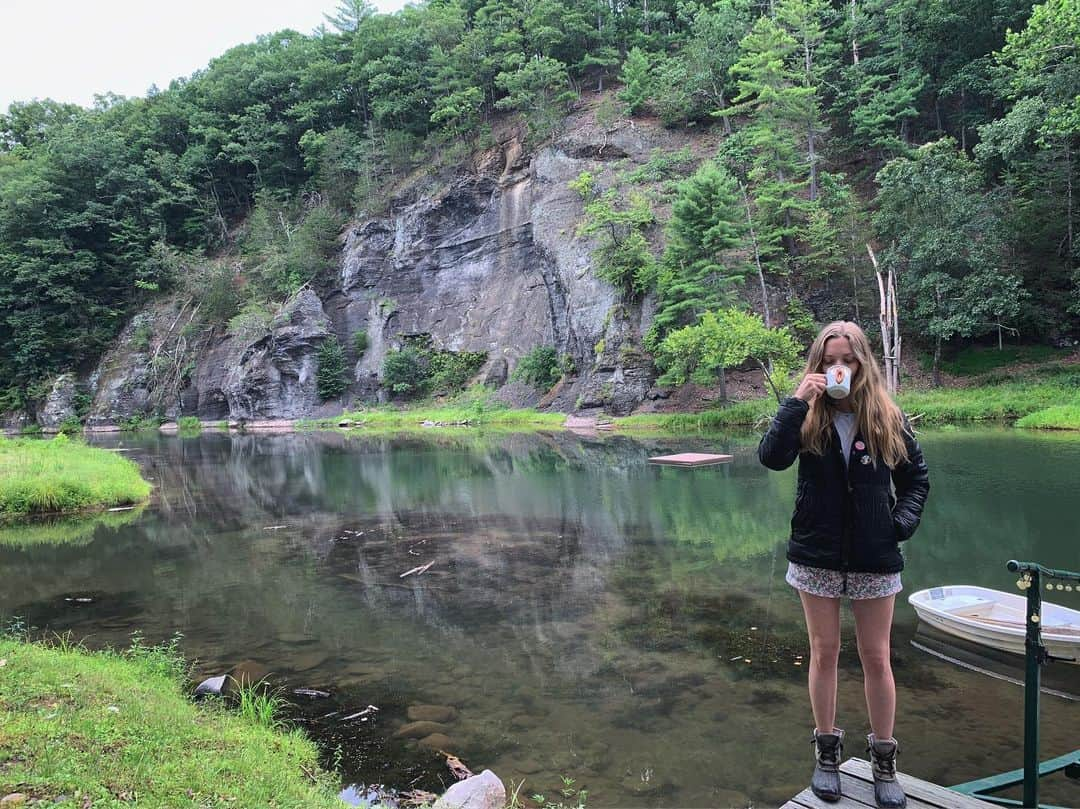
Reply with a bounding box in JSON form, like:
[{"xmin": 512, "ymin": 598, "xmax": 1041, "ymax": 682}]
[{"xmin": 1021, "ymin": 567, "xmax": 1042, "ymax": 808}]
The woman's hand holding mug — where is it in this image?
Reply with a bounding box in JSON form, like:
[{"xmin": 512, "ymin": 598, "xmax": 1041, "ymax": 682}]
[{"xmin": 794, "ymin": 373, "xmax": 827, "ymax": 403}]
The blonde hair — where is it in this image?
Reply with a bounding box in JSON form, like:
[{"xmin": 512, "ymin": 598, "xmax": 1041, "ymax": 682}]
[{"xmin": 799, "ymin": 321, "xmax": 910, "ymax": 468}]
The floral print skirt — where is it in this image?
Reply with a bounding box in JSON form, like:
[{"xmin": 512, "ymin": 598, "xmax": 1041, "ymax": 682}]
[{"xmin": 786, "ymin": 561, "xmax": 902, "ymax": 600}]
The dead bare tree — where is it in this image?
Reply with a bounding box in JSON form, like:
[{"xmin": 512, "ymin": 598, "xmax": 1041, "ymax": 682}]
[
  {"xmin": 867, "ymin": 243, "xmax": 900, "ymax": 393},
  {"xmin": 740, "ymin": 182, "xmax": 772, "ymax": 328}
]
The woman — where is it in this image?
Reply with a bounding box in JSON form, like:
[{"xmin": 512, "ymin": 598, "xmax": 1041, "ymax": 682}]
[{"xmin": 758, "ymin": 321, "xmax": 929, "ymax": 809}]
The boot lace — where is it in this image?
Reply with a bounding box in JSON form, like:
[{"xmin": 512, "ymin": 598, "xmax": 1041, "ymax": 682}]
[
  {"xmin": 869, "ymin": 743, "xmax": 897, "ymax": 777},
  {"xmin": 812, "ymin": 736, "xmax": 841, "ymax": 769}
]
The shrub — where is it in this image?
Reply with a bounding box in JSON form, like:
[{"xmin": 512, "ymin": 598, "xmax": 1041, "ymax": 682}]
[
  {"xmin": 512, "ymin": 346, "xmax": 562, "ymax": 390},
  {"xmin": 353, "ymin": 330, "xmax": 369, "ymax": 356},
  {"xmin": 429, "ymin": 350, "xmax": 487, "ymax": 393},
  {"xmin": 228, "ymin": 301, "xmax": 274, "ymax": 342},
  {"xmin": 316, "ymin": 335, "xmax": 349, "ymax": 400},
  {"xmin": 382, "ymin": 347, "xmax": 429, "ymax": 396},
  {"xmin": 58, "ymin": 417, "xmax": 83, "ymax": 435}
]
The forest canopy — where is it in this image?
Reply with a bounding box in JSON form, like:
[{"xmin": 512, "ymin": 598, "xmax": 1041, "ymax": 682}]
[{"xmin": 1, "ymin": 0, "xmax": 1077, "ymax": 408}]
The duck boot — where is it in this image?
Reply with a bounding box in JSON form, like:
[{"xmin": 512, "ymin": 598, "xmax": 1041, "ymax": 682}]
[
  {"xmin": 867, "ymin": 734, "xmax": 907, "ymax": 809},
  {"xmin": 810, "ymin": 728, "xmax": 844, "ymax": 802}
]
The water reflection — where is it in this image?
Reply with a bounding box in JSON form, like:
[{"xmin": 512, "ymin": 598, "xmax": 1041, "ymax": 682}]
[{"xmin": 1, "ymin": 428, "xmax": 1077, "ymax": 807}]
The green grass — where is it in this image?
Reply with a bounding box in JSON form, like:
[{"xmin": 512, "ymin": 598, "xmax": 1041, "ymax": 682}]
[
  {"xmin": 1015, "ymin": 404, "xmax": 1080, "ymax": 430},
  {"xmin": 234, "ymin": 680, "xmax": 290, "ymax": 731},
  {"xmin": 0, "ymin": 435, "xmax": 152, "ymax": 517},
  {"xmin": 896, "ymin": 374, "xmax": 1080, "ymax": 423},
  {"xmin": 922, "ymin": 344, "xmax": 1070, "ymax": 377},
  {"xmin": 611, "ymin": 366, "xmax": 1080, "ymax": 432},
  {"xmin": 300, "ymin": 386, "xmax": 566, "ymax": 432},
  {"xmin": 0, "ymin": 634, "xmax": 347, "ymax": 808},
  {"xmin": 613, "ymin": 398, "xmax": 778, "ymax": 431},
  {"xmin": 177, "ymin": 416, "xmax": 202, "ymax": 435}
]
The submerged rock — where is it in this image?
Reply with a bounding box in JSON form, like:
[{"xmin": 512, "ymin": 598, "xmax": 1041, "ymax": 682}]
[
  {"xmin": 393, "ymin": 720, "xmax": 450, "ymax": 739},
  {"xmin": 418, "ymin": 732, "xmax": 457, "ymax": 752},
  {"xmin": 406, "ymin": 704, "xmax": 458, "ymax": 724}
]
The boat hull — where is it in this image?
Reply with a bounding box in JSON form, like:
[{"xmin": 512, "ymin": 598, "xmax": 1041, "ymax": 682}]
[{"xmin": 908, "ymin": 586, "xmax": 1080, "ymax": 664}]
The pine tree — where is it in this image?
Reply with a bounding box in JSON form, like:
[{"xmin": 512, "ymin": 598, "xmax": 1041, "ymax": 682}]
[
  {"xmin": 651, "ymin": 161, "xmax": 747, "ymax": 341},
  {"xmin": 317, "ymin": 335, "xmax": 350, "ymax": 400},
  {"xmin": 834, "ymin": 0, "xmax": 928, "ymax": 162},
  {"xmin": 776, "ymin": 0, "xmax": 835, "ymax": 201},
  {"xmin": 721, "ymin": 15, "xmax": 815, "ymax": 267},
  {"xmin": 618, "ymin": 47, "xmax": 652, "ymax": 116}
]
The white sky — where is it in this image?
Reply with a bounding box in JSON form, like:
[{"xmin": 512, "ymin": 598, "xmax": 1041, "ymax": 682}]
[{"xmin": 0, "ymin": 0, "xmax": 408, "ymax": 111}]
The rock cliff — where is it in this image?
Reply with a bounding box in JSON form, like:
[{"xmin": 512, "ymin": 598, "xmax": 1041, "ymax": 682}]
[{"xmin": 26, "ymin": 105, "xmax": 719, "ymax": 428}]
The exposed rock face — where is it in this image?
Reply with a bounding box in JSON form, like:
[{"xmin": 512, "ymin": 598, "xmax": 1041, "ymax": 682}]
[
  {"xmin": 72, "ymin": 105, "xmax": 718, "ymax": 423},
  {"xmin": 193, "ymin": 289, "xmax": 332, "ymax": 420},
  {"xmin": 337, "ymin": 118, "xmax": 669, "ymax": 413},
  {"xmin": 85, "ymin": 303, "xmax": 187, "ymax": 427},
  {"xmin": 338, "ymin": 175, "xmax": 557, "ymax": 384},
  {"xmin": 36, "ymin": 373, "xmax": 79, "ymax": 430}
]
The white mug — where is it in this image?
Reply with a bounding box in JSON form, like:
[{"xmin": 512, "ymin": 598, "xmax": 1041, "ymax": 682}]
[{"xmin": 825, "ymin": 364, "xmax": 852, "ymax": 399}]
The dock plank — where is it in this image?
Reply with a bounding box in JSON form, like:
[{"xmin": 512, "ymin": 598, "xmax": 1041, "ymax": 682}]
[
  {"xmin": 775, "ymin": 759, "xmax": 996, "ymax": 809},
  {"xmin": 840, "ymin": 759, "xmax": 995, "ymax": 808}
]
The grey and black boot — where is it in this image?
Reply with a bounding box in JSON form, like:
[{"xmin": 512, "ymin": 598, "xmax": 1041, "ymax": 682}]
[
  {"xmin": 810, "ymin": 728, "xmax": 844, "ymax": 802},
  {"xmin": 867, "ymin": 734, "xmax": 907, "ymax": 809}
]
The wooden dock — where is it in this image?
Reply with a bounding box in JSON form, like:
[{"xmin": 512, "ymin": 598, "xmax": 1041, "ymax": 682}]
[{"xmin": 781, "ymin": 759, "xmax": 994, "ymax": 808}]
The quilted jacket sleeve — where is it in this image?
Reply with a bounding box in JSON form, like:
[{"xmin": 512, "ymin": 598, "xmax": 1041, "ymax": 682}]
[
  {"xmin": 891, "ymin": 416, "xmax": 930, "ymax": 541},
  {"xmin": 758, "ymin": 396, "xmax": 810, "ymax": 471}
]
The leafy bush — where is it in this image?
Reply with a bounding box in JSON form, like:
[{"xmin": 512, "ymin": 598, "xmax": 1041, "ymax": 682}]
[
  {"xmin": 622, "ymin": 147, "xmax": 696, "ymax": 185},
  {"xmin": 227, "ymin": 301, "xmax": 274, "ymax": 342},
  {"xmin": 512, "ymin": 346, "xmax": 562, "ymax": 390},
  {"xmin": 382, "ymin": 341, "xmax": 488, "ymax": 398},
  {"xmin": 382, "ymin": 347, "xmax": 430, "ymax": 396},
  {"xmin": 429, "ymin": 350, "xmax": 487, "ymax": 393},
  {"xmin": 353, "ymin": 330, "xmax": 369, "ymax": 355},
  {"xmin": 784, "ymin": 297, "xmax": 817, "ymax": 345},
  {"xmin": 316, "ymin": 335, "xmax": 349, "ymax": 400},
  {"xmin": 58, "ymin": 417, "xmax": 83, "ymax": 435}
]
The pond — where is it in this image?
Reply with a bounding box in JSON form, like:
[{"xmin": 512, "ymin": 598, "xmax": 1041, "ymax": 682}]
[{"xmin": 2, "ymin": 427, "xmax": 1078, "ymax": 807}]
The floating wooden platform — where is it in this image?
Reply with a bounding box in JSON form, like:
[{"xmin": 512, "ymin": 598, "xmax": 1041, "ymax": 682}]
[
  {"xmin": 781, "ymin": 759, "xmax": 994, "ymax": 809},
  {"xmin": 648, "ymin": 452, "xmax": 733, "ymax": 467}
]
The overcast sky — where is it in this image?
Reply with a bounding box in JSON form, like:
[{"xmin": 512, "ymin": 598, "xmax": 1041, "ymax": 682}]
[{"xmin": 1, "ymin": 0, "xmax": 408, "ymax": 111}]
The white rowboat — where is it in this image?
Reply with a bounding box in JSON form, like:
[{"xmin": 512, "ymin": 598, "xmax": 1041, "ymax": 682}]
[{"xmin": 908, "ymin": 586, "xmax": 1080, "ymax": 663}]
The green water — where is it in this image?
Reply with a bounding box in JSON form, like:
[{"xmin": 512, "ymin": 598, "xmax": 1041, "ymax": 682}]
[{"xmin": 1, "ymin": 428, "xmax": 1077, "ymax": 807}]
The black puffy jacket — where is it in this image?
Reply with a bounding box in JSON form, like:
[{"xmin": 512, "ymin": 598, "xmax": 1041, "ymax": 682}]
[{"xmin": 758, "ymin": 396, "xmax": 930, "ymax": 574}]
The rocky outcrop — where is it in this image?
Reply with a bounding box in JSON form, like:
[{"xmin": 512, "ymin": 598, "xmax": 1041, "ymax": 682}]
[
  {"xmin": 335, "ymin": 114, "xmax": 677, "ymax": 414},
  {"xmin": 66, "ymin": 103, "xmax": 726, "ymax": 423},
  {"xmin": 192, "ymin": 289, "xmax": 333, "ymax": 420},
  {"xmin": 36, "ymin": 373, "xmax": 79, "ymax": 431},
  {"xmin": 338, "ymin": 175, "xmax": 556, "ymax": 385},
  {"xmin": 85, "ymin": 302, "xmax": 189, "ymax": 427}
]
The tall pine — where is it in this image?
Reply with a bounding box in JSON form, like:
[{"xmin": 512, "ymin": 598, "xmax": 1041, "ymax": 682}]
[
  {"xmin": 720, "ymin": 15, "xmax": 814, "ymax": 269},
  {"xmin": 650, "ymin": 161, "xmax": 747, "ymax": 343}
]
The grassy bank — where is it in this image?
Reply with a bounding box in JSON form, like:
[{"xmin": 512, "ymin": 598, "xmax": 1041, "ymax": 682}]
[
  {"xmin": 0, "ymin": 634, "xmax": 346, "ymax": 808},
  {"xmin": 609, "ymin": 367, "xmax": 1080, "ymax": 432},
  {"xmin": 0, "ymin": 435, "xmax": 152, "ymax": 517},
  {"xmin": 300, "ymin": 387, "xmax": 566, "ymax": 433},
  {"xmin": 613, "ymin": 398, "xmax": 777, "ymax": 432},
  {"xmin": 1015, "ymin": 405, "xmax": 1080, "ymax": 430}
]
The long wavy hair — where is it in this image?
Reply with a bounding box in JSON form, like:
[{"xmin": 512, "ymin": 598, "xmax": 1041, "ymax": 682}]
[{"xmin": 799, "ymin": 321, "xmax": 910, "ymax": 468}]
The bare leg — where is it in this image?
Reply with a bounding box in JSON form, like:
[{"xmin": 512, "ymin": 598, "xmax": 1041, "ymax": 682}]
[
  {"xmin": 798, "ymin": 591, "xmax": 842, "ymax": 732},
  {"xmin": 851, "ymin": 594, "xmax": 897, "ymax": 739}
]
